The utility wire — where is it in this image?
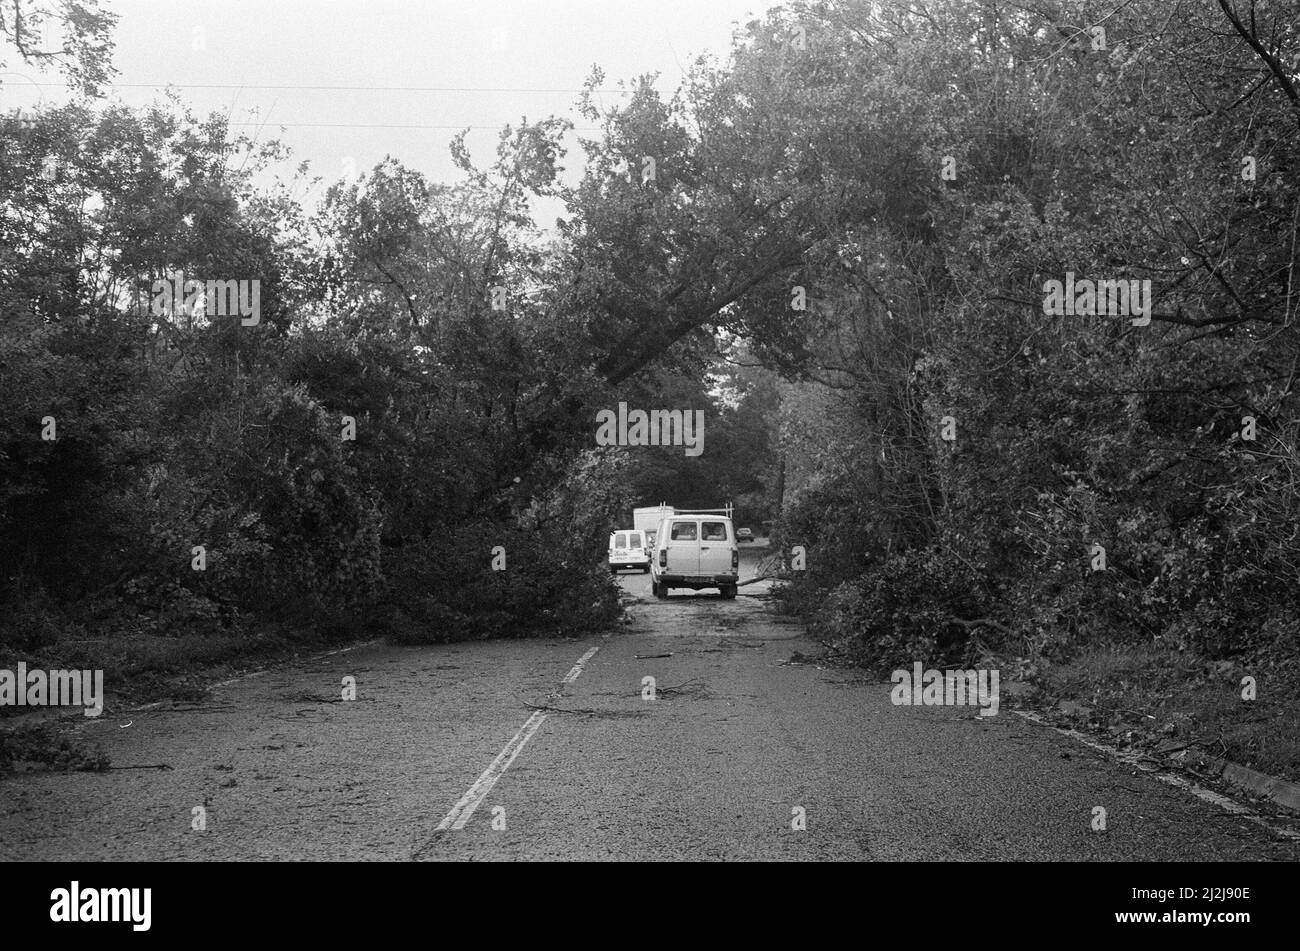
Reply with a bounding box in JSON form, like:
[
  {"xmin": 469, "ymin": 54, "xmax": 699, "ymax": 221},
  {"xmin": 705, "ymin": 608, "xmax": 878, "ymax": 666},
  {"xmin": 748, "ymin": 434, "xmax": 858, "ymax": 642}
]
[{"xmin": 13, "ymin": 81, "xmax": 627, "ymax": 94}]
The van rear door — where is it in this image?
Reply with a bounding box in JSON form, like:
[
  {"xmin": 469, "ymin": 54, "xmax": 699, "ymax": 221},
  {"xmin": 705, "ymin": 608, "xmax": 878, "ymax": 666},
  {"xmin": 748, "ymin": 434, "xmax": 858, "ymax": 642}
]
[
  {"xmin": 699, "ymin": 520, "xmax": 732, "ymax": 577},
  {"xmin": 664, "ymin": 519, "xmax": 700, "ymax": 576}
]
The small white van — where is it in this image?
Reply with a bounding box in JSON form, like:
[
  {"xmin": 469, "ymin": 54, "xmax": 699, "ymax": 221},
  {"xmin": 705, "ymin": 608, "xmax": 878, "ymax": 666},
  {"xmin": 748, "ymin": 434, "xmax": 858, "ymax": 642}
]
[
  {"xmin": 650, "ymin": 514, "xmax": 739, "ymax": 599},
  {"xmin": 608, "ymin": 529, "xmax": 650, "ymax": 573}
]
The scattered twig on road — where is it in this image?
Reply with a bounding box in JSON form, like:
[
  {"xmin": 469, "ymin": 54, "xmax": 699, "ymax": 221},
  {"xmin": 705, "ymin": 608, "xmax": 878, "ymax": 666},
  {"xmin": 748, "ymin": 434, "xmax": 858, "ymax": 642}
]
[
  {"xmin": 635, "ymin": 652, "xmax": 674, "ymax": 659},
  {"xmin": 779, "ymin": 653, "xmax": 817, "ymax": 667},
  {"xmin": 656, "ymin": 679, "xmax": 703, "ymax": 695},
  {"xmin": 520, "ymin": 700, "xmax": 646, "ymax": 718},
  {"xmin": 106, "ymin": 764, "xmax": 173, "ymax": 771},
  {"xmin": 523, "ymin": 701, "xmax": 602, "ymax": 715}
]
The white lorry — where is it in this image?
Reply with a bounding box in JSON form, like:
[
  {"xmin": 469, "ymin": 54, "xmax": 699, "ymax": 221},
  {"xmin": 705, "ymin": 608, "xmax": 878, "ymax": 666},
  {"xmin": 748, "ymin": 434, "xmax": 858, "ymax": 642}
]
[{"xmin": 633, "ymin": 504, "xmax": 675, "ymax": 549}]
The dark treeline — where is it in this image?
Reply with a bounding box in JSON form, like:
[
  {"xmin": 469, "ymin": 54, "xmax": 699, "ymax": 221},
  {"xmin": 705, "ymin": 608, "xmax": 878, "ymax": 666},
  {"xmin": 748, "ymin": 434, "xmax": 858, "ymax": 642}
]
[{"xmin": 2, "ymin": 0, "xmax": 1299, "ymax": 699}]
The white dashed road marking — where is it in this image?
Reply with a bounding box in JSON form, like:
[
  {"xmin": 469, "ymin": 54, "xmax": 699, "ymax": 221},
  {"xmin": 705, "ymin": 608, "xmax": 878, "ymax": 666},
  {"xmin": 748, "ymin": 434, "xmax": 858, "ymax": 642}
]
[
  {"xmin": 562, "ymin": 646, "xmax": 601, "ymax": 684},
  {"xmin": 434, "ymin": 645, "xmax": 600, "ymax": 832}
]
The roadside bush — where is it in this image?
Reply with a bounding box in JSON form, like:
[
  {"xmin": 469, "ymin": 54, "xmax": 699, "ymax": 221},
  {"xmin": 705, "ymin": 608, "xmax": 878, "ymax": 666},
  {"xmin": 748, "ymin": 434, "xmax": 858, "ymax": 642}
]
[{"xmin": 801, "ymin": 544, "xmax": 989, "ymax": 672}]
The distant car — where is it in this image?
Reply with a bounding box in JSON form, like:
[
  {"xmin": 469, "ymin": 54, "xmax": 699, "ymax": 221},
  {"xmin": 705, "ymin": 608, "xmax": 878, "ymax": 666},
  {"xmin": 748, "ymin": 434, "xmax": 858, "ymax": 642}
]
[
  {"xmin": 608, "ymin": 530, "xmax": 651, "ymax": 573},
  {"xmin": 736, "ymin": 528, "xmax": 754, "ymax": 542}
]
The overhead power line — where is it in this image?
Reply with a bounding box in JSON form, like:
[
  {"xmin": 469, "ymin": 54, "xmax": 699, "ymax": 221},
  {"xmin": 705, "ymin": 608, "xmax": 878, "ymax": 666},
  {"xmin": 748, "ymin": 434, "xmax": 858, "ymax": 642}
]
[
  {"xmin": 15, "ymin": 81, "xmax": 627, "ymax": 94},
  {"xmin": 226, "ymin": 121, "xmax": 604, "ymax": 131}
]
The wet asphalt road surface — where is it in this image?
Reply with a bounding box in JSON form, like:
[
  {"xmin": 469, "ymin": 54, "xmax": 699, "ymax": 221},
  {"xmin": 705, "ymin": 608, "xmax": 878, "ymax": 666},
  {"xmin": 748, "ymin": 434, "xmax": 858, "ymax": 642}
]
[{"xmin": 3, "ymin": 544, "xmax": 1298, "ymax": 860}]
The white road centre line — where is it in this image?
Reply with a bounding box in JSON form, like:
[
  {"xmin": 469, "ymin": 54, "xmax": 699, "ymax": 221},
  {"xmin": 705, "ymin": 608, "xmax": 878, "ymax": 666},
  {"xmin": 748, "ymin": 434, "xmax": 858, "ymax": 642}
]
[
  {"xmin": 434, "ymin": 645, "xmax": 601, "ymax": 832},
  {"xmin": 435, "ymin": 710, "xmax": 549, "ymax": 831},
  {"xmin": 562, "ymin": 646, "xmax": 601, "ymax": 685}
]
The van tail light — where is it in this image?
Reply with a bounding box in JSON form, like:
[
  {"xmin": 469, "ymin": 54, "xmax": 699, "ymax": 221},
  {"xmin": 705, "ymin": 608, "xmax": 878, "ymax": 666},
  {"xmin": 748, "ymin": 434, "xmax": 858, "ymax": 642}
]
[
  {"xmin": 732, "ymin": 549, "xmax": 739, "ymax": 569},
  {"xmin": 660, "ymin": 550, "xmax": 667, "ymax": 567}
]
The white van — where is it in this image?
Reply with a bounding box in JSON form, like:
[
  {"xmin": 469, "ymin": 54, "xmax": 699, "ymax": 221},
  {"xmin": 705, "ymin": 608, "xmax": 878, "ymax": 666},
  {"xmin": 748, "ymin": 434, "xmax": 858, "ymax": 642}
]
[
  {"xmin": 608, "ymin": 529, "xmax": 650, "ymax": 573},
  {"xmin": 650, "ymin": 514, "xmax": 739, "ymax": 599}
]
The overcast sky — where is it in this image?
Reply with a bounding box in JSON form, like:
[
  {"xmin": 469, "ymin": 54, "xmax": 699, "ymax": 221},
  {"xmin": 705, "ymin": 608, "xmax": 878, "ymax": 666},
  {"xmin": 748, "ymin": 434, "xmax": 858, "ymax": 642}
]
[{"xmin": 5, "ymin": 0, "xmax": 771, "ymax": 223}]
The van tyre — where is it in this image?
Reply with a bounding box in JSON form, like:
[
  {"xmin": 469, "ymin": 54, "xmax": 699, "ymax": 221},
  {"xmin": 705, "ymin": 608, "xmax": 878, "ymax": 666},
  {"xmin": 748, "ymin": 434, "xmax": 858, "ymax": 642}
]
[
  {"xmin": 654, "ymin": 582, "xmax": 668, "ymax": 599},
  {"xmin": 720, "ymin": 585, "xmax": 737, "ymax": 600}
]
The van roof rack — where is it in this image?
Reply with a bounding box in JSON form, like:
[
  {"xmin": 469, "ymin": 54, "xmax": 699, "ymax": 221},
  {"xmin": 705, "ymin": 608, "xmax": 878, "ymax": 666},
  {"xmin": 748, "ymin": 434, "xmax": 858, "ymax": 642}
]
[{"xmin": 670, "ymin": 503, "xmax": 734, "ymax": 518}]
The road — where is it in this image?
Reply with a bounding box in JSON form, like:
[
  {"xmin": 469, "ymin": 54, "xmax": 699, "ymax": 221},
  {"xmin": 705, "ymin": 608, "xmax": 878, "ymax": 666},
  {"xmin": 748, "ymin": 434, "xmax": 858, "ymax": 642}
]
[{"xmin": 2, "ymin": 544, "xmax": 1298, "ymax": 860}]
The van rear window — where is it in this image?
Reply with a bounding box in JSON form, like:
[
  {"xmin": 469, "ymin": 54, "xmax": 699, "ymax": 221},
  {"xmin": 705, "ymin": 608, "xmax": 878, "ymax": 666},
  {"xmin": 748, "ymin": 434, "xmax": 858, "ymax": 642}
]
[
  {"xmin": 614, "ymin": 533, "xmax": 626, "ymax": 547},
  {"xmin": 628, "ymin": 532, "xmax": 641, "ymax": 547},
  {"xmin": 702, "ymin": 522, "xmax": 728, "ymax": 540},
  {"xmin": 670, "ymin": 522, "xmax": 697, "ymax": 540}
]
